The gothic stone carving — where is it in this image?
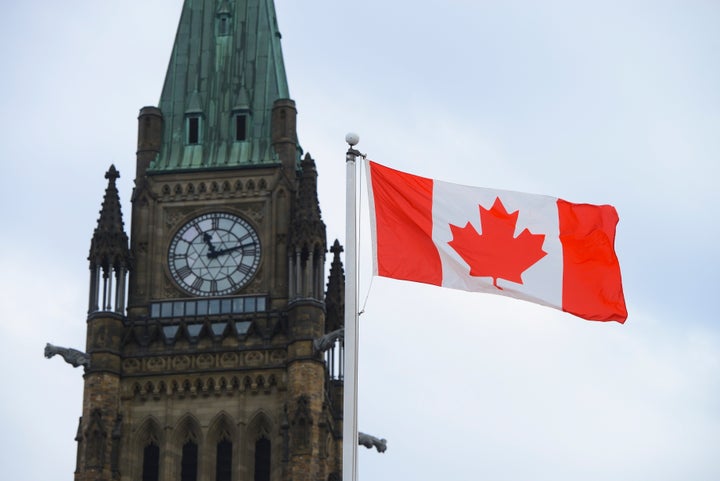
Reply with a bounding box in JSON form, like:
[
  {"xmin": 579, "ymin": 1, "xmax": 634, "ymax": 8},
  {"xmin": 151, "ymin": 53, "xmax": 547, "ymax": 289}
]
[
  {"xmin": 313, "ymin": 328, "xmax": 344, "ymax": 353},
  {"xmin": 45, "ymin": 343, "xmax": 90, "ymax": 369},
  {"xmin": 359, "ymin": 432, "xmax": 387, "ymax": 453}
]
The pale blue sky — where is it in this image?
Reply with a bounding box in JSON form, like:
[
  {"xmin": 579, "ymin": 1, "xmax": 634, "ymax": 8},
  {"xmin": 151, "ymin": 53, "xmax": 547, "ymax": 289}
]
[{"xmin": 0, "ymin": 1, "xmax": 718, "ymax": 480}]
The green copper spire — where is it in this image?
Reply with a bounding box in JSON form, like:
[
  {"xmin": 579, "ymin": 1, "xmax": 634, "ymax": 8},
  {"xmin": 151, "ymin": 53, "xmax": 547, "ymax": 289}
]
[{"xmin": 149, "ymin": 0, "xmax": 291, "ymax": 171}]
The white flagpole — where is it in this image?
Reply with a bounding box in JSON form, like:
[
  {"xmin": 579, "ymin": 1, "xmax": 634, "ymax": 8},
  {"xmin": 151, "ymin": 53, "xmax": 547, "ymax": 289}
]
[{"xmin": 343, "ymin": 133, "xmax": 361, "ymax": 481}]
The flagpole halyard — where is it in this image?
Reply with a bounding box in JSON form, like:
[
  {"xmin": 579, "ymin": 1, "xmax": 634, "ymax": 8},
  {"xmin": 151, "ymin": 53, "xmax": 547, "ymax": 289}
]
[{"xmin": 343, "ymin": 133, "xmax": 361, "ymax": 481}]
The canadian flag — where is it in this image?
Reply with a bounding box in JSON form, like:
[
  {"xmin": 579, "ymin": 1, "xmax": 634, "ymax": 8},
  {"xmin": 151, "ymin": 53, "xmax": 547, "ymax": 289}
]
[{"xmin": 366, "ymin": 160, "xmax": 627, "ymax": 323}]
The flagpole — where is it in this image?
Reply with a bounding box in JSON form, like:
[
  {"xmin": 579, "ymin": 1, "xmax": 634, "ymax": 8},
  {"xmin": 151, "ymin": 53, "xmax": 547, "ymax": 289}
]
[{"xmin": 343, "ymin": 132, "xmax": 361, "ymax": 481}]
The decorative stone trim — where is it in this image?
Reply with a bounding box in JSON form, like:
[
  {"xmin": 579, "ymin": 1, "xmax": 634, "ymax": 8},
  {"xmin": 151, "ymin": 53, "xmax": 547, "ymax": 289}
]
[
  {"xmin": 125, "ymin": 371, "xmax": 285, "ymax": 401},
  {"xmin": 157, "ymin": 177, "xmax": 271, "ymax": 202},
  {"xmin": 122, "ymin": 349, "xmax": 288, "ymax": 375}
]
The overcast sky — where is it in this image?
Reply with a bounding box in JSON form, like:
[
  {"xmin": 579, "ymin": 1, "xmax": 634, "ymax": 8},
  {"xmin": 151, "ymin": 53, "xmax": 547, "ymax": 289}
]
[{"xmin": 1, "ymin": 1, "xmax": 719, "ymax": 480}]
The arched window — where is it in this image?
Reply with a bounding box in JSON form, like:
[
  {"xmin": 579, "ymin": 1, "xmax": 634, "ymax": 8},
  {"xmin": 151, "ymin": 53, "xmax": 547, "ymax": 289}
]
[
  {"xmin": 216, "ymin": 439, "xmax": 232, "ymax": 481},
  {"xmin": 142, "ymin": 442, "xmax": 160, "ymax": 481},
  {"xmin": 254, "ymin": 437, "xmax": 271, "ymax": 481},
  {"xmin": 181, "ymin": 440, "xmax": 198, "ymax": 481}
]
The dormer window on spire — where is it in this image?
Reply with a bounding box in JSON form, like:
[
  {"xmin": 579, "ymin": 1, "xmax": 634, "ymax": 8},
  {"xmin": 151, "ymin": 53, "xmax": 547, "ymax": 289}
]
[
  {"xmin": 234, "ymin": 111, "xmax": 250, "ymax": 142},
  {"xmin": 185, "ymin": 114, "xmax": 202, "ymax": 145},
  {"xmin": 216, "ymin": 0, "xmax": 232, "ymax": 37},
  {"xmin": 232, "ymin": 86, "xmax": 251, "ymax": 142},
  {"xmin": 218, "ymin": 15, "xmax": 230, "ymax": 36},
  {"xmin": 217, "ymin": 13, "xmax": 232, "ymax": 37}
]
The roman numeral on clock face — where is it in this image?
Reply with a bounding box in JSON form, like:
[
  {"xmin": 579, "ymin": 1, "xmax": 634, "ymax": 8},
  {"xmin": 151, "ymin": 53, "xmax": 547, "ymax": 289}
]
[{"xmin": 176, "ymin": 266, "xmax": 192, "ymax": 279}]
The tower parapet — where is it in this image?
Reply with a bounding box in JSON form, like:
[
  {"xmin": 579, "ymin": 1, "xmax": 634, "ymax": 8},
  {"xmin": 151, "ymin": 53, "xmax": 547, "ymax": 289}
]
[
  {"xmin": 272, "ymin": 98, "xmax": 300, "ymax": 172},
  {"xmin": 135, "ymin": 106, "xmax": 162, "ymax": 178}
]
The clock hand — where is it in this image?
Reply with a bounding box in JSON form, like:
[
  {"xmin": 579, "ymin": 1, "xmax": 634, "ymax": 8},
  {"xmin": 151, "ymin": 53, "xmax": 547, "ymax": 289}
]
[
  {"xmin": 203, "ymin": 232, "xmax": 218, "ymax": 257},
  {"xmin": 208, "ymin": 241, "xmax": 255, "ymax": 258}
]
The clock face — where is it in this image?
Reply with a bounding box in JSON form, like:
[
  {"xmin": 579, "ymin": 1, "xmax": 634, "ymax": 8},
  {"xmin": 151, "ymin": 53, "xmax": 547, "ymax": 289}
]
[{"xmin": 168, "ymin": 212, "xmax": 261, "ymax": 296}]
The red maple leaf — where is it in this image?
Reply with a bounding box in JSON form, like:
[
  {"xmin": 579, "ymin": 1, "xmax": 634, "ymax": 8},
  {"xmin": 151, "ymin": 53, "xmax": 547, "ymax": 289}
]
[{"xmin": 448, "ymin": 197, "xmax": 547, "ymax": 289}]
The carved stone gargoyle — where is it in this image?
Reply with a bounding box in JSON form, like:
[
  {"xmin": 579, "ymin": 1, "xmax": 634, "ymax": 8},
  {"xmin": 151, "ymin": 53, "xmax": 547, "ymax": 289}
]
[
  {"xmin": 314, "ymin": 328, "xmax": 344, "ymax": 353},
  {"xmin": 44, "ymin": 343, "xmax": 90, "ymax": 369},
  {"xmin": 358, "ymin": 432, "xmax": 387, "ymax": 453}
]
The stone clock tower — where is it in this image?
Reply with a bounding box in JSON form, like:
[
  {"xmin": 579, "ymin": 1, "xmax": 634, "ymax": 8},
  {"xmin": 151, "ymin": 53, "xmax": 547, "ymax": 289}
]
[{"xmin": 73, "ymin": 1, "xmax": 344, "ymax": 480}]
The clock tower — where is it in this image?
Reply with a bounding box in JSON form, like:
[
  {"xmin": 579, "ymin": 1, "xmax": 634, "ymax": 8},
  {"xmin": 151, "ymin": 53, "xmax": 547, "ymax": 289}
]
[{"xmin": 74, "ymin": 1, "xmax": 344, "ymax": 481}]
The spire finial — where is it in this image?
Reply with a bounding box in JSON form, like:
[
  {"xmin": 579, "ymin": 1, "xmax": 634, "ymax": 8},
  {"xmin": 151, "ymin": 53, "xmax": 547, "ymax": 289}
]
[
  {"xmin": 331, "ymin": 239, "xmax": 344, "ymax": 256},
  {"xmin": 89, "ymin": 165, "xmax": 130, "ymax": 269},
  {"xmin": 105, "ymin": 164, "xmax": 119, "ymax": 182}
]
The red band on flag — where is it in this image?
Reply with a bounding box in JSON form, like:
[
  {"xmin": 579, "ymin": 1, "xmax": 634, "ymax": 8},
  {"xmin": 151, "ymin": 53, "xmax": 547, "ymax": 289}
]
[
  {"xmin": 368, "ymin": 161, "xmax": 442, "ymax": 285},
  {"xmin": 557, "ymin": 199, "xmax": 628, "ymax": 322}
]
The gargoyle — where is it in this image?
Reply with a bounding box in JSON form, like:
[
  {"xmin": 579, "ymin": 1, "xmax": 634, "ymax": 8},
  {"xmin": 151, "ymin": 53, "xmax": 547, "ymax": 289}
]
[
  {"xmin": 44, "ymin": 343, "xmax": 90, "ymax": 369},
  {"xmin": 313, "ymin": 328, "xmax": 344, "ymax": 353},
  {"xmin": 358, "ymin": 432, "xmax": 387, "ymax": 453}
]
